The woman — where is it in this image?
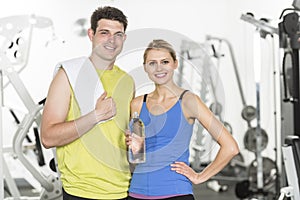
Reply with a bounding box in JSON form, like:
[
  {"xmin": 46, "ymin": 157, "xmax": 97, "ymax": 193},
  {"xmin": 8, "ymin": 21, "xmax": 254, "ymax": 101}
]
[{"xmin": 126, "ymin": 39, "xmax": 239, "ymax": 200}]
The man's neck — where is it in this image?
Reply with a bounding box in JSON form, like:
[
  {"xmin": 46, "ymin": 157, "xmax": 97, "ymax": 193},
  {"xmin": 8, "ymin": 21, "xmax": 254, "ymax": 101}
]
[{"xmin": 89, "ymin": 56, "xmax": 115, "ymax": 70}]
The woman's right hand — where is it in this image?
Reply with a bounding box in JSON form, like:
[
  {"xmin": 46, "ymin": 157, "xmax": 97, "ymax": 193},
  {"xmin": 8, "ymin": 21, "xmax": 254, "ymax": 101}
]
[
  {"xmin": 125, "ymin": 129, "xmax": 132, "ymax": 147},
  {"xmin": 125, "ymin": 129, "xmax": 144, "ymax": 154}
]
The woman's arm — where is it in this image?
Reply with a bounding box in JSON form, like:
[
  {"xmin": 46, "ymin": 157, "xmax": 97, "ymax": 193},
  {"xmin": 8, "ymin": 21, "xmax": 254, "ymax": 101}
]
[{"xmin": 171, "ymin": 92, "xmax": 239, "ymax": 184}]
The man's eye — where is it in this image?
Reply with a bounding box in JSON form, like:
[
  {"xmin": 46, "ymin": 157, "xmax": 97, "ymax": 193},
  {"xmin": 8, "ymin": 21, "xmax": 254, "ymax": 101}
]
[
  {"xmin": 162, "ymin": 60, "xmax": 169, "ymax": 65},
  {"xmin": 115, "ymin": 32, "xmax": 124, "ymax": 38},
  {"xmin": 100, "ymin": 31, "xmax": 109, "ymax": 35}
]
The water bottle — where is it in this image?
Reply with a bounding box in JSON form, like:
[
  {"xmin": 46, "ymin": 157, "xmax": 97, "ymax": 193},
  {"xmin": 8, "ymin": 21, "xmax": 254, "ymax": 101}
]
[{"xmin": 128, "ymin": 112, "xmax": 146, "ymax": 163}]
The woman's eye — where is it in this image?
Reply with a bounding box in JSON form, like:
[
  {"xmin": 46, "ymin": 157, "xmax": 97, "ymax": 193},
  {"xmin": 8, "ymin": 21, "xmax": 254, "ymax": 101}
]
[
  {"xmin": 162, "ymin": 60, "xmax": 169, "ymax": 65},
  {"xmin": 149, "ymin": 62, "xmax": 156, "ymax": 66}
]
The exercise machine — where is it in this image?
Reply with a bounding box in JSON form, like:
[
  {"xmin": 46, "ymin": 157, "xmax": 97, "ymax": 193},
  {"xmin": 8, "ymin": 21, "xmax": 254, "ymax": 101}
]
[
  {"xmin": 277, "ymin": 1, "xmax": 300, "ymax": 199},
  {"xmin": 279, "ymin": 135, "xmax": 300, "ymax": 200},
  {"xmin": 279, "ymin": 0, "xmax": 300, "ymax": 140},
  {"xmin": 232, "ymin": 13, "xmax": 279, "ymax": 199},
  {"xmin": 0, "ymin": 15, "xmax": 62, "ymax": 199},
  {"xmin": 205, "ymin": 33, "xmax": 278, "ymax": 199}
]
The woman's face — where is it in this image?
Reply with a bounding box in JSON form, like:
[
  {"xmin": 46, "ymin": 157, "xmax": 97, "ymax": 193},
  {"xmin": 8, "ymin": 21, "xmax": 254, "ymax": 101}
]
[{"xmin": 144, "ymin": 48, "xmax": 178, "ymax": 85}]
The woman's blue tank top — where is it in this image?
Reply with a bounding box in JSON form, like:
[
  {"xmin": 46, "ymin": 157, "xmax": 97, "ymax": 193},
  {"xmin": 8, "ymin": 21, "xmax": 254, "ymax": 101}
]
[{"xmin": 129, "ymin": 90, "xmax": 194, "ymax": 196}]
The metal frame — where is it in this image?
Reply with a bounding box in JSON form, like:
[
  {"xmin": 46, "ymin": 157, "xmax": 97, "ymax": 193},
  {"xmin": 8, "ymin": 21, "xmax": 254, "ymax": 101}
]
[
  {"xmin": 280, "ymin": 136, "xmax": 300, "ymax": 200},
  {"xmin": 0, "ymin": 15, "xmax": 62, "ymax": 200}
]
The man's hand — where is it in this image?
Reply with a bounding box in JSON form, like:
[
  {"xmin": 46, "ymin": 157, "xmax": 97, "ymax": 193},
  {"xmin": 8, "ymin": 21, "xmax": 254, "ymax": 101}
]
[{"xmin": 94, "ymin": 91, "xmax": 116, "ymax": 122}]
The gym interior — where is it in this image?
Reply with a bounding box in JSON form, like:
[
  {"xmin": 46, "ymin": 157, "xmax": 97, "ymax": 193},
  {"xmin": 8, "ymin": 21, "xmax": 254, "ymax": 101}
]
[{"xmin": 0, "ymin": 0, "xmax": 300, "ymax": 199}]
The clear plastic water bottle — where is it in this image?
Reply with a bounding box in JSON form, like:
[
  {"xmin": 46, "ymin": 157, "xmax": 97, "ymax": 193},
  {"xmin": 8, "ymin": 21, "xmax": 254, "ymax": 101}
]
[{"xmin": 128, "ymin": 112, "xmax": 146, "ymax": 163}]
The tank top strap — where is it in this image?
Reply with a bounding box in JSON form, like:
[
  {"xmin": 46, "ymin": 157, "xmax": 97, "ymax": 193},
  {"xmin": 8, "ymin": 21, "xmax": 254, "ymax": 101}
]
[
  {"xmin": 143, "ymin": 91, "xmax": 187, "ymax": 102},
  {"xmin": 179, "ymin": 90, "xmax": 189, "ymax": 100},
  {"xmin": 143, "ymin": 94, "xmax": 148, "ymax": 102}
]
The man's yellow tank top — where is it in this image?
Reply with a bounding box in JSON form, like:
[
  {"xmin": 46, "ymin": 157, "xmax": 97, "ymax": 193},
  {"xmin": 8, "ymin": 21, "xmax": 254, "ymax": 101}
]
[{"xmin": 56, "ymin": 65, "xmax": 134, "ymax": 199}]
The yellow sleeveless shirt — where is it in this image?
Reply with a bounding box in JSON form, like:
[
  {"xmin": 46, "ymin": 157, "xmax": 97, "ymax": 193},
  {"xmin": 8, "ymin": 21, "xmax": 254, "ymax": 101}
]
[{"xmin": 57, "ymin": 65, "xmax": 133, "ymax": 199}]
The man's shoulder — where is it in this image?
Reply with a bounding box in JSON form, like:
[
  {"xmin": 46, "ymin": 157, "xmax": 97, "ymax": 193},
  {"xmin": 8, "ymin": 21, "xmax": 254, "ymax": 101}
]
[
  {"xmin": 114, "ymin": 65, "xmax": 134, "ymax": 79},
  {"xmin": 54, "ymin": 56, "xmax": 90, "ymax": 81},
  {"xmin": 59, "ymin": 56, "xmax": 87, "ymax": 67}
]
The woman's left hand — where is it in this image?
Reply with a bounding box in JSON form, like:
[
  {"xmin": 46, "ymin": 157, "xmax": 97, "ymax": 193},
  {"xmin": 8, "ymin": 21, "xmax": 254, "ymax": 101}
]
[{"xmin": 170, "ymin": 162, "xmax": 201, "ymax": 184}]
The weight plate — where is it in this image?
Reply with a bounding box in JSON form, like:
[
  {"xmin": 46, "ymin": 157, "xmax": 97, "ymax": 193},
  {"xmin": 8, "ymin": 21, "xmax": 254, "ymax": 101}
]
[
  {"xmin": 248, "ymin": 157, "xmax": 277, "ymax": 190},
  {"xmin": 241, "ymin": 105, "xmax": 256, "ymax": 122},
  {"xmin": 220, "ymin": 153, "xmax": 246, "ymax": 177},
  {"xmin": 244, "ymin": 127, "xmax": 268, "ymax": 152}
]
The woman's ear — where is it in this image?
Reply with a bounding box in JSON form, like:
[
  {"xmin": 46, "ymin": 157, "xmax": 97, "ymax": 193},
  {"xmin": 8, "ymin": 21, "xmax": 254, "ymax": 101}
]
[{"xmin": 174, "ymin": 59, "xmax": 178, "ymax": 69}]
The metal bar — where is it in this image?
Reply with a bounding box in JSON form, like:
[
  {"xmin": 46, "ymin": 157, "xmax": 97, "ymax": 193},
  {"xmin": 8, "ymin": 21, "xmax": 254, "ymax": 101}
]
[
  {"xmin": 282, "ymin": 145, "xmax": 300, "ymax": 200},
  {"xmin": 252, "ymin": 29, "xmax": 266, "ymax": 200},
  {"xmin": 0, "ymin": 69, "xmax": 4, "ymax": 200},
  {"xmin": 2, "ymin": 156, "xmax": 21, "ymax": 198},
  {"xmin": 12, "ymin": 106, "xmax": 54, "ymax": 192},
  {"xmin": 206, "ymin": 35, "xmax": 247, "ymax": 108},
  {"xmin": 240, "ymin": 13, "xmax": 278, "ymax": 35},
  {"xmin": 5, "ymin": 67, "xmax": 41, "ymax": 124}
]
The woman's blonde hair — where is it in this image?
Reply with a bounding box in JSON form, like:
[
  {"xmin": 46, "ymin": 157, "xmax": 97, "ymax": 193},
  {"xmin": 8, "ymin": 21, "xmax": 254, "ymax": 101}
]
[{"xmin": 143, "ymin": 39, "xmax": 177, "ymax": 64}]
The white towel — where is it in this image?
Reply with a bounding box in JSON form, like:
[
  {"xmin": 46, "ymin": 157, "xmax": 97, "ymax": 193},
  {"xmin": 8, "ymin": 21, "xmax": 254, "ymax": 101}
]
[{"xmin": 54, "ymin": 56, "xmax": 104, "ymax": 116}]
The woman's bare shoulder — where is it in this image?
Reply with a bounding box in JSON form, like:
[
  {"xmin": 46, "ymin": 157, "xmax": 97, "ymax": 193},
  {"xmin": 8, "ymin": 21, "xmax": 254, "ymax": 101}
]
[{"xmin": 131, "ymin": 95, "xmax": 146, "ymax": 113}]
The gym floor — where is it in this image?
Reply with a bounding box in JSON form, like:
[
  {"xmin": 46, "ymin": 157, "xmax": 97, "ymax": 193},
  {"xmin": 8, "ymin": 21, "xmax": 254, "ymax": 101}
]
[
  {"xmin": 5, "ymin": 165, "xmax": 278, "ymax": 200},
  {"xmin": 193, "ymin": 179, "xmax": 280, "ymax": 200},
  {"xmin": 7, "ymin": 179, "xmax": 280, "ymax": 200},
  {"xmin": 8, "ymin": 180, "xmax": 239, "ymax": 200},
  {"xmin": 193, "ymin": 180, "xmax": 238, "ymax": 200}
]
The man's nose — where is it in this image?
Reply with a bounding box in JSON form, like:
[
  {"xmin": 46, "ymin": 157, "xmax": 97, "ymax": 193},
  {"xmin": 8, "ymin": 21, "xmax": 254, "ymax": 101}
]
[{"xmin": 107, "ymin": 35, "xmax": 116, "ymax": 42}]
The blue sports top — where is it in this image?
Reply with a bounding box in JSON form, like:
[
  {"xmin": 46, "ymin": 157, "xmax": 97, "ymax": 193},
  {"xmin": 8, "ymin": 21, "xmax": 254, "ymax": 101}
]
[{"xmin": 129, "ymin": 90, "xmax": 194, "ymax": 197}]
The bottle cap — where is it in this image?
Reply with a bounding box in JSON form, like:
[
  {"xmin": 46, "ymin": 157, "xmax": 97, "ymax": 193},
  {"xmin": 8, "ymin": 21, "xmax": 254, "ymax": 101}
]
[{"xmin": 133, "ymin": 111, "xmax": 139, "ymax": 118}]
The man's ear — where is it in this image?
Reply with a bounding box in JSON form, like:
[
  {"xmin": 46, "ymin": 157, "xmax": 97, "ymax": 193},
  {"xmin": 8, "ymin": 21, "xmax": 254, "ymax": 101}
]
[{"xmin": 87, "ymin": 28, "xmax": 94, "ymax": 41}]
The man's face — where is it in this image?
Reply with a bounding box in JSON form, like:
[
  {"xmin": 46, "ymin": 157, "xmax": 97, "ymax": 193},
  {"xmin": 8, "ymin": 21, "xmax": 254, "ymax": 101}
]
[{"xmin": 88, "ymin": 19, "xmax": 126, "ymax": 62}]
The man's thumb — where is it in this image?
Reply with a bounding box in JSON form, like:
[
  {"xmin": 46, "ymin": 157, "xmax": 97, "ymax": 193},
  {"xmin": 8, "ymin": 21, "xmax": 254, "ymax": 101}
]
[{"xmin": 99, "ymin": 91, "xmax": 107, "ymax": 100}]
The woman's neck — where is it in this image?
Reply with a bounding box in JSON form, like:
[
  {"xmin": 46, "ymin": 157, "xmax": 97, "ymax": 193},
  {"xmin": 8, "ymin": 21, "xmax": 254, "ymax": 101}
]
[{"xmin": 152, "ymin": 85, "xmax": 182, "ymax": 100}]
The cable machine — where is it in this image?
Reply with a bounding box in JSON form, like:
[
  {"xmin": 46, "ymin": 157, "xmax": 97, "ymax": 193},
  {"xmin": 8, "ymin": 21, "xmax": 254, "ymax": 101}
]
[
  {"xmin": 277, "ymin": 1, "xmax": 300, "ymax": 199},
  {"xmin": 279, "ymin": 1, "xmax": 300, "ymax": 139},
  {"xmin": 232, "ymin": 12, "xmax": 280, "ymax": 200}
]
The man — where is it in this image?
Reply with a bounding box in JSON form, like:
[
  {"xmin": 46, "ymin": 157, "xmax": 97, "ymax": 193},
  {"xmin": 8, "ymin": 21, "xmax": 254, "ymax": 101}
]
[{"xmin": 41, "ymin": 6, "xmax": 134, "ymax": 200}]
